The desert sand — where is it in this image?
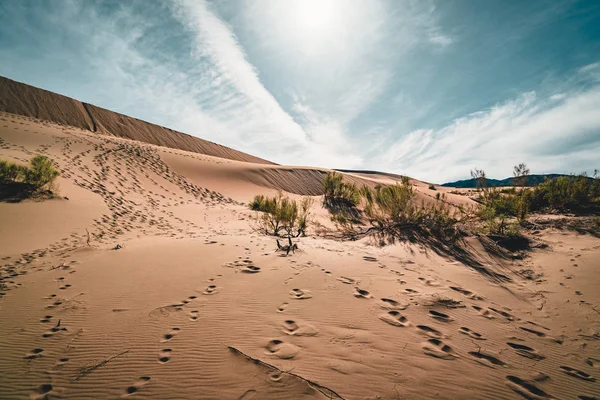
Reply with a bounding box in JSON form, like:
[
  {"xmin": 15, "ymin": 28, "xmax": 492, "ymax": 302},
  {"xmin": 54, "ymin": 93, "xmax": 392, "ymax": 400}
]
[{"xmin": 0, "ymin": 81, "xmax": 599, "ymax": 400}]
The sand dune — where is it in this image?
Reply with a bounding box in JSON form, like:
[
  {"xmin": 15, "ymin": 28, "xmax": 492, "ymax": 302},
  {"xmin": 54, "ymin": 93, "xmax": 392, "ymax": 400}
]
[
  {"xmin": 1, "ymin": 109, "xmax": 599, "ymax": 400},
  {"xmin": 0, "ymin": 76, "xmax": 273, "ymax": 165}
]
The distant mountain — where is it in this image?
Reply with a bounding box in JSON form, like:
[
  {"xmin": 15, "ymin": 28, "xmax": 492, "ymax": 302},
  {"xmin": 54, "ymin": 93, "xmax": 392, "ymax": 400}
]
[{"xmin": 442, "ymin": 174, "xmax": 580, "ymax": 188}]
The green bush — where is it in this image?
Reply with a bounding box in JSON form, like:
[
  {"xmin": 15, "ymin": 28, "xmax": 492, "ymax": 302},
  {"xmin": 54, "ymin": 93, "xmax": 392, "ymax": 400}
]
[
  {"xmin": 530, "ymin": 175, "xmax": 600, "ymax": 211},
  {"xmin": 322, "ymin": 171, "xmax": 359, "ymax": 207},
  {"xmin": 249, "ymin": 192, "xmax": 312, "ymax": 237},
  {"xmin": 0, "ymin": 155, "xmax": 59, "ymax": 189},
  {"xmin": 0, "ymin": 160, "xmax": 28, "ymax": 183}
]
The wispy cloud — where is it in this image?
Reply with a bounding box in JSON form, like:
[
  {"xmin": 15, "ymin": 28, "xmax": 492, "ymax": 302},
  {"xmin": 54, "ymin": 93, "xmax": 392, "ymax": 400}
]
[{"xmin": 372, "ymin": 83, "xmax": 600, "ymax": 183}]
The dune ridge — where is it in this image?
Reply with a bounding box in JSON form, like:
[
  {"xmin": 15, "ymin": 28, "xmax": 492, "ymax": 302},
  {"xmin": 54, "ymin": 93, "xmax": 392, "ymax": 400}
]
[{"xmin": 0, "ymin": 76, "xmax": 273, "ymax": 165}]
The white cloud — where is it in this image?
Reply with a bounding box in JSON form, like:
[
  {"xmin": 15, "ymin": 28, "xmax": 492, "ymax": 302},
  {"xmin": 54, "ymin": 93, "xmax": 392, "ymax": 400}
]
[
  {"xmin": 429, "ymin": 34, "xmax": 453, "ymax": 47},
  {"xmin": 372, "ymin": 88, "xmax": 600, "ymax": 183}
]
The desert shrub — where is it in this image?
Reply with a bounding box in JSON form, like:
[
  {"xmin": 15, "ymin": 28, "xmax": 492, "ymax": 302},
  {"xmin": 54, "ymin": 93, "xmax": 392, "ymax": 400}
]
[
  {"xmin": 530, "ymin": 174, "xmax": 600, "ymax": 211},
  {"xmin": 361, "ymin": 180, "xmax": 462, "ymax": 241},
  {"xmin": 0, "ymin": 160, "xmax": 28, "ymax": 183},
  {"xmin": 428, "ymin": 184, "xmax": 436, "ymax": 190},
  {"xmin": 322, "ymin": 171, "xmax": 359, "ymax": 207},
  {"xmin": 0, "ymin": 155, "xmax": 59, "ymax": 189},
  {"xmin": 249, "ymin": 192, "xmax": 312, "ymax": 237},
  {"xmin": 26, "ymin": 155, "xmax": 60, "ymax": 187}
]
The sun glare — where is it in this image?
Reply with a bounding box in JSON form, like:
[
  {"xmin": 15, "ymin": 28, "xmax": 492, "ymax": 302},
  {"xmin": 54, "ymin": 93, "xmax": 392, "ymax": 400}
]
[{"xmin": 293, "ymin": 0, "xmax": 336, "ymax": 30}]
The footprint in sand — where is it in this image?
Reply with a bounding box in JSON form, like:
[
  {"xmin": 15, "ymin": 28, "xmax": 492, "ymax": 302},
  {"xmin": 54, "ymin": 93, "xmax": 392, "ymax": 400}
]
[
  {"xmin": 353, "ymin": 288, "xmax": 372, "ymax": 299},
  {"xmin": 507, "ymin": 342, "xmax": 545, "ymax": 360},
  {"xmin": 417, "ymin": 325, "xmax": 443, "ymax": 339},
  {"xmin": 379, "ymin": 298, "xmax": 408, "ymax": 310},
  {"xmin": 472, "ymin": 305, "xmax": 494, "ymax": 319},
  {"xmin": 363, "ymin": 256, "xmax": 378, "ymax": 262},
  {"xmin": 459, "ymin": 327, "xmax": 486, "ymax": 340},
  {"xmin": 379, "ymin": 311, "xmax": 411, "ymax": 327},
  {"xmin": 241, "ymin": 265, "xmax": 261, "ymax": 273},
  {"xmin": 506, "ymin": 376, "xmax": 553, "ymax": 400},
  {"xmin": 123, "ymin": 376, "xmax": 151, "ymax": 397},
  {"xmin": 518, "ymin": 326, "xmax": 547, "ymax": 337},
  {"xmin": 337, "ymin": 276, "xmax": 355, "ymax": 284},
  {"xmin": 42, "ymin": 320, "xmax": 67, "ymax": 338},
  {"xmin": 189, "ymin": 310, "xmax": 199, "ymax": 321},
  {"xmin": 158, "ymin": 349, "xmax": 172, "ymax": 363},
  {"xmin": 265, "ymin": 339, "xmax": 300, "ymax": 359},
  {"xmin": 203, "ymin": 285, "xmax": 218, "ymax": 295},
  {"xmin": 282, "ymin": 320, "xmax": 318, "ymax": 336},
  {"xmin": 59, "ymin": 284, "xmax": 72, "ymax": 290},
  {"xmin": 160, "ymin": 328, "xmax": 180, "ymax": 343},
  {"xmin": 403, "ymin": 288, "xmax": 418, "ymax": 294},
  {"xmin": 289, "ymin": 288, "xmax": 312, "ymax": 300},
  {"xmin": 422, "ymin": 339, "xmax": 457, "ymax": 360},
  {"xmin": 31, "ymin": 384, "xmax": 53, "ymax": 399},
  {"xmin": 57, "ymin": 357, "xmax": 69, "ymax": 366},
  {"xmin": 277, "ymin": 302, "xmax": 289, "ymax": 312},
  {"xmin": 40, "ymin": 315, "xmax": 53, "ymax": 323},
  {"xmin": 182, "ymin": 295, "xmax": 197, "ymax": 305},
  {"xmin": 559, "ymin": 366, "xmax": 596, "ymax": 382},
  {"xmin": 450, "ymin": 286, "xmax": 484, "ymax": 300},
  {"xmin": 469, "ymin": 351, "xmax": 507, "ymax": 368},
  {"xmin": 587, "ymin": 357, "xmax": 600, "ymax": 368},
  {"xmin": 489, "ymin": 307, "xmax": 517, "ymax": 321},
  {"xmin": 24, "ymin": 348, "xmax": 44, "ymax": 360},
  {"xmin": 428, "ymin": 310, "xmax": 453, "ymax": 322}
]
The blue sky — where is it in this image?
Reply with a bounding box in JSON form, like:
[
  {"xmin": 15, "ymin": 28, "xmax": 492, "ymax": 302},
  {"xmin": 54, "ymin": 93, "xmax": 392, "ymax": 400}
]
[{"xmin": 1, "ymin": 0, "xmax": 599, "ymax": 183}]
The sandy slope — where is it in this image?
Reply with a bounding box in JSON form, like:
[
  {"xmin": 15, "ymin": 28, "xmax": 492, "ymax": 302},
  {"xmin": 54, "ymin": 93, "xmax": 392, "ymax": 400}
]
[
  {"xmin": 0, "ymin": 76, "xmax": 272, "ymax": 165},
  {"xmin": 1, "ymin": 112, "xmax": 599, "ymax": 400}
]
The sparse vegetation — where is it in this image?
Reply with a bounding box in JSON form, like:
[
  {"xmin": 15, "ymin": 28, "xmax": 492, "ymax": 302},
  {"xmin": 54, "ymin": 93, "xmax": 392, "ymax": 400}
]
[
  {"xmin": 0, "ymin": 155, "xmax": 60, "ymax": 201},
  {"xmin": 249, "ymin": 192, "xmax": 313, "ymax": 237},
  {"xmin": 322, "ymin": 171, "xmax": 359, "ymax": 207},
  {"xmin": 428, "ymin": 184, "xmax": 436, "ymax": 190}
]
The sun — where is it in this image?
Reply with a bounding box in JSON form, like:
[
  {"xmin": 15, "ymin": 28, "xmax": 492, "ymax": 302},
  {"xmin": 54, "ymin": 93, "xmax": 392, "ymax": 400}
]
[{"xmin": 292, "ymin": 0, "xmax": 337, "ymax": 31}]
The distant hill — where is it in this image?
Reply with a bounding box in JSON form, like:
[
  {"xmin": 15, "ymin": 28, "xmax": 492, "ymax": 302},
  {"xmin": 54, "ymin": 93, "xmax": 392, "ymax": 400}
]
[
  {"xmin": 0, "ymin": 76, "xmax": 274, "ymax": 165},
  {"xmin": 442, "ymin": 174, "xmax": 581, "ymax": 188}
]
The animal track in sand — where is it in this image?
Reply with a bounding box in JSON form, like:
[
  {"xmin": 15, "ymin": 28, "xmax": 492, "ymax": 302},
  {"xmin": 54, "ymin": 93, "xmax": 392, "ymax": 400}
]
[
  {"xmin": 422, "ymin": 339, "xmax": 456, "ymax": 360},
  {"xmin": 469, "ymin": 351, "xmax": 507, "ymax": 368},
  {"xmin": 428, "ymin": 310, "xmax": 453, "ymax": 322},
  {"xmin": 123, "ymin": 376, "xmax": 151, "ymax": 396},
  {"xmin": 189, "ymin": 310, "xmax": 199, "ymax": 321},
  {"xmin": 277, "ymin": 302, "xmax": 289, "ymax": 312},
  {"xmin": 362, "ymin": 256, "xmax": 378, "ymax": 262},
  {"xmin": 417, "ymin": 325, "xmax": 443, "ymax": 338},
  {"xmin": 337, "ymin": 276, "xmax": 355, "ymax": 284},
  {"xmin": 161, "ymin": 328, "xmax": 180, "ymax": 342},
  {"xmin": 265, "ymin": 339, "xmax": 300, "ymax": 359},
  {"xmin": 59, "ymin": 284, "xmax": 72, "ymax": 290},
  {"xmin": 282, "ymin": 320, "xmax": 318, "ymax": 336},
  {"xmin": 506, "ymin": 376, "xmax": 553, "ymax": 400},
  {"xmin": 24, "ymin": 348, "xmax": 44, "ymax": 360},
  {"xmin": 507, "ymin": 342, "xmax": 545, "ymax": 360},
  {"xmin": 353, "ymin": 288, "xmax": 372, "ymax": 299},
  {"xmin": 560, "ymin": 366, "xmax": 596, "ymax": 381},
  {"xmin": 289, "ymin": 288, "xmax": 312, "ymax": 300},
  {"xmin": 158, "ymin": 349, "xmax": 172, "ymax": 363},
  {"xmin": 203, "ymin": 285, "xmax": 218, "ymax": 295},
  {"xmin": 403, "ymin": 288, "xmax": 418, "ymax": 294},
  {"xmin": 380, "ymin": 311, "xmax": 411, "ymax": 327},
  {"xmin": 459, "ymin": 327, "xmax": 486, "ymax": 340}
]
